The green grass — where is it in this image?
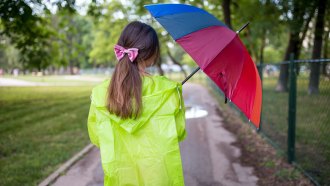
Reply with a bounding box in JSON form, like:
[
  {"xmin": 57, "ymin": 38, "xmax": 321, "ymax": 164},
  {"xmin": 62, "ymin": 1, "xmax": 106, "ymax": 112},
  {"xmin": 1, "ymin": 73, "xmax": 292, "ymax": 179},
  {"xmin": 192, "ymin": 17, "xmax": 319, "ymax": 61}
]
[
  {"xmin": 261, "ymin": 77, "xmax": 289, "ymax": 150},
  {"xmin": 0, "ymin": 86, "xmax": 93, "ymax": 186},
  {"xmin": 275, "ymin": 168, "xmax": 301, "ymax": 181}
]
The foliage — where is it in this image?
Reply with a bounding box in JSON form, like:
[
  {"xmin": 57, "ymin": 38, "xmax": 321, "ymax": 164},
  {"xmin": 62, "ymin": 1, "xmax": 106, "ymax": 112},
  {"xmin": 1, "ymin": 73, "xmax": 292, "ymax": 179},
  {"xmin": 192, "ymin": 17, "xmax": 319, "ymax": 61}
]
[
  {"xmin": 0, "ymin": 0, "xmax": 79, "ymax": 71},
  {"xmin": 263, "ymin": 46, "xmax": 282, "ymax": 63},
  {"xmin": 88, "ymin": 1, "xmax": 130, "ymax": 66},
  {"xmin": 1, "ymin": 1, "xmax": 59, "ymax": 70},
  {"xmin": 0, "ymin": 36, "xmax": 21, "ymax": 70},
  {"xmin": 182, "ymin": 53, "xmax": 196, "ymax": 67},
  {"xmin": 54, "ymin": 10, "xmax": 93, "ymax": 69}
]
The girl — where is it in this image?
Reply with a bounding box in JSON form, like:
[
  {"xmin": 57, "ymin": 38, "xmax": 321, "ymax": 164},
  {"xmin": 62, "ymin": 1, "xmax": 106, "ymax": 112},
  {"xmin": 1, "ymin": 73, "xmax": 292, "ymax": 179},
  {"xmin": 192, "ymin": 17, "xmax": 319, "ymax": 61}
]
[{"xmin": 87, "ymin": 21, "xmax": 187, "ymax": 186}]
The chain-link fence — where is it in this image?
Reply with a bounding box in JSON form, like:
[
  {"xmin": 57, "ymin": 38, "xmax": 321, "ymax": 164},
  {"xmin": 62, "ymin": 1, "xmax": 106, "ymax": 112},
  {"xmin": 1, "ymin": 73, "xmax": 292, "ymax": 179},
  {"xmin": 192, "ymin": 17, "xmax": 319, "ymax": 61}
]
[
  {"xmin": 208, "ymin": 58, "xmax": 330, "ymax": 185},
  {"xmin": 292, "ymin": 60, "xmax": 330, "ymax": 185}
]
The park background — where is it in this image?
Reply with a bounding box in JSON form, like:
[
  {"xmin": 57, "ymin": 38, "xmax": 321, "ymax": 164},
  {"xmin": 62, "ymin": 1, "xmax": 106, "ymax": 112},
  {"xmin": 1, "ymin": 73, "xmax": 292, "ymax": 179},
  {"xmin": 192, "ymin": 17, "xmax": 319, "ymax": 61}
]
[{"xmin": 0, "ymin": 0, "xmax": 329, "ymax": 185}]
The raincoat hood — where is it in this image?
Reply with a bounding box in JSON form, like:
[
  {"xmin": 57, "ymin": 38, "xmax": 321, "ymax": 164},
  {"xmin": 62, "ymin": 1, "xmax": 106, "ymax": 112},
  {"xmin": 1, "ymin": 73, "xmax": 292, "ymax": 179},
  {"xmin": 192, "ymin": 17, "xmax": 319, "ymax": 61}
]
[{"xmin": 90, "ymin": 75, "xmax": 183, "ymax": 134}]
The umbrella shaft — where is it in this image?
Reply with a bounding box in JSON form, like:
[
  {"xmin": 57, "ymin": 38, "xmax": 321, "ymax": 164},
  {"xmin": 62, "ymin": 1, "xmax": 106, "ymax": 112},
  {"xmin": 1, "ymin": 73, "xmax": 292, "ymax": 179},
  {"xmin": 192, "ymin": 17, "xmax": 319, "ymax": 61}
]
[{"xmin": 182, "ymin": 67, "xmax": 201, "ymax": 85}]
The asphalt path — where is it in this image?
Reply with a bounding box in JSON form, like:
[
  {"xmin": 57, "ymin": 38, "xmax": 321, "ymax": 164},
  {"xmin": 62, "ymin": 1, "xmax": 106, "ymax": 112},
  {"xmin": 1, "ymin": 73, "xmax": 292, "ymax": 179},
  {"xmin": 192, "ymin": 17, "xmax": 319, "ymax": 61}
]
[{"xmin": 0, "ymin": 77, "xmax": 48, "ymax": 86}]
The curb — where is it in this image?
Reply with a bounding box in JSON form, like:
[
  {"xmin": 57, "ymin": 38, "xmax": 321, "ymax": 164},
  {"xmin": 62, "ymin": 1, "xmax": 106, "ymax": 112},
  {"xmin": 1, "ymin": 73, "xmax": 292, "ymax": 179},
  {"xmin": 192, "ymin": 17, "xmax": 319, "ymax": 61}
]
[{"xmin": 38, "ymin": 143, "xmax": 94, "ymax": 186}]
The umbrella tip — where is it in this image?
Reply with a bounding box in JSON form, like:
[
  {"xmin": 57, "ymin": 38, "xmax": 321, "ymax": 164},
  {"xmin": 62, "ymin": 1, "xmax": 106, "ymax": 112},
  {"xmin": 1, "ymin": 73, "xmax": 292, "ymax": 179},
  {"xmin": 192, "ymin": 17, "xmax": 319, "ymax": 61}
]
[{"xmin": 236, "ymin": 22, "xmax": 250, "ymax": 34}]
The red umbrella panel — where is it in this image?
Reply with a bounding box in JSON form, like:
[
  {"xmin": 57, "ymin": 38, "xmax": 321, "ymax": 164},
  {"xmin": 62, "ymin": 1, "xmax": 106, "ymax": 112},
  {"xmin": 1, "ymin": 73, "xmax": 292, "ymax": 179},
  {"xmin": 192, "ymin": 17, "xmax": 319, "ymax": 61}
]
[{"xmin": 145, "ymin": 4, "xmax": 262, "ymax": 128}]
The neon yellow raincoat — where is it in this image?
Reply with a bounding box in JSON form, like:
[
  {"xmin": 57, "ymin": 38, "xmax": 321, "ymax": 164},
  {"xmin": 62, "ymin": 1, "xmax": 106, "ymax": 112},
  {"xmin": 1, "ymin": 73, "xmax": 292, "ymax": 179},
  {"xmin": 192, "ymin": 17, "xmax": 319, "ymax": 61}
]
[{"xmin": 87, "ymin": 75, "xmax": 186, "ymax": 186}]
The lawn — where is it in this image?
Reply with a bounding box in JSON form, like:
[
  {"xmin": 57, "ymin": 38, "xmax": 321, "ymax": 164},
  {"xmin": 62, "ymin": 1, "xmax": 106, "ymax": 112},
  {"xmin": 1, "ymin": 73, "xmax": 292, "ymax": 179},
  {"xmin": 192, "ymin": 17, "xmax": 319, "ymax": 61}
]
[{"xmin": 0, "ymin": 86, "xmax": 93, "ymax": 185}]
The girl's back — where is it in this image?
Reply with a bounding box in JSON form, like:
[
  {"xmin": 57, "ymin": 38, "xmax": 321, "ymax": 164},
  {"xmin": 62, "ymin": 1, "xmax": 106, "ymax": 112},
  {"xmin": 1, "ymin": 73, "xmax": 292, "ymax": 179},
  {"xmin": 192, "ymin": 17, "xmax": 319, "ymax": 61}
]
[{"xmin": 88, "ymin": 75, "xmax": 186, "ymax": 186}]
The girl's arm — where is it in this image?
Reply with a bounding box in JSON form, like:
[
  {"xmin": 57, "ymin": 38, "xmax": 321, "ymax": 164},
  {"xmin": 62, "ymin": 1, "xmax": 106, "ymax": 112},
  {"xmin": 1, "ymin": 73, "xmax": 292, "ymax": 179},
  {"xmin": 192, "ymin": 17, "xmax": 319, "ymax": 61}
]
[
  {"xmin": 175, "ymin": 84, "xmax": 187, "ymax": 142},
  {"xmin": 87, "ymin": 94, "xmax": 100, "ymax": 148}
]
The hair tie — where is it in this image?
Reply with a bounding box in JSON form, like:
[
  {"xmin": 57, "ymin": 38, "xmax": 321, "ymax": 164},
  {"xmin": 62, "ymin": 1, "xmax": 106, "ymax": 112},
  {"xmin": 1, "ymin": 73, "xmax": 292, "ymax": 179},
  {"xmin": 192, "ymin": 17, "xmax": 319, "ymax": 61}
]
[{"xmin": 114, "ymin": 44, "xmax": 139, "ymax": 62}]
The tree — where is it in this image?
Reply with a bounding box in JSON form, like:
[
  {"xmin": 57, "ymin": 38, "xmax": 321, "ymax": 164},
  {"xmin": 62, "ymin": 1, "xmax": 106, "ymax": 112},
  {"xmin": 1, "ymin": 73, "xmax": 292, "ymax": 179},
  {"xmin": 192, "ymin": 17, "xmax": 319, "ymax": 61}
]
[
  {"xmin": 308, "ymin": 0, "xmax": 328, "ymax": 94},
  {"xmin": 0, "ymin": 35, "xmax": 21, "ymax": 72},
  {"xmin": 222, "ymin": 0, "xmax": 232, "ymax": 29},
  {"xmin": 167, "ymin": 48, "xmax": 187, "ymax": 77},
  {"xmin": 233, "ymin": 0, "xmax": 283, "ymax": 64},
  {"xmin": 53, "ymin": 10, "xmax": 93, "ymax": 74},
  {"xmin": 322, "ymin": 7, "xmax": 330, "ymax": 76},
  {"xmin": 275, "ymin": 0, "xmax": 316, "ymax": 92},
  {"xmin": 0, "ymin": 0, "xmax": 77, "ymax": 72},
  {"xmin": 88, "ymin": 1, "xmax": 129, "ymax": 67},
  {"xmin": 0, "ymin": 0, "xmax": 51, "ymax": 71}
]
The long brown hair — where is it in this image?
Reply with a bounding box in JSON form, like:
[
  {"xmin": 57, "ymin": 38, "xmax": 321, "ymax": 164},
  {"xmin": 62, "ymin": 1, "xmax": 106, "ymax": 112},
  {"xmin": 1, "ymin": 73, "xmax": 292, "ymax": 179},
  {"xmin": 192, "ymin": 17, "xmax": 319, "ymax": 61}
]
[{"xmin": 107, "ymin": 21, "xmax": 160, "ymax": 119}]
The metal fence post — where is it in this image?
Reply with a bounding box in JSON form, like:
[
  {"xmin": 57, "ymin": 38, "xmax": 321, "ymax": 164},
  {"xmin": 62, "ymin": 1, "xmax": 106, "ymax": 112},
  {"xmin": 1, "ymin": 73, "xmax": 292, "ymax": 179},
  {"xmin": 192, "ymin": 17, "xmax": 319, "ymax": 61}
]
[
  {"xmin": 257, "ymin": 61, "xmax": 263, "ymax": 132},
  {"xmin": 288, "ymin": 53, "xmax": 297, "ymax": 163}
]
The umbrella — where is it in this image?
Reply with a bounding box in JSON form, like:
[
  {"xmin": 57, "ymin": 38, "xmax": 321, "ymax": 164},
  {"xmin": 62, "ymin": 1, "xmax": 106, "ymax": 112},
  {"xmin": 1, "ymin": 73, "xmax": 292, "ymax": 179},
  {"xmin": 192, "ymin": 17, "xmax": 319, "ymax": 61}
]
[{"xmin": 145, "ymin": 4, "xmax": 262, "ymax": 128}]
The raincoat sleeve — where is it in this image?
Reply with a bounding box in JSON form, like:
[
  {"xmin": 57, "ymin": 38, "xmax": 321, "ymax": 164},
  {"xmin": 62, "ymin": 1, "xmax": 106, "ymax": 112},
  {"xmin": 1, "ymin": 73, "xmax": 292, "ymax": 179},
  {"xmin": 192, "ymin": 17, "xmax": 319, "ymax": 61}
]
[
  {"xmin": 175, "ymin": 84, "xmax": 187, "ymax": 142},
  {"xmin": 87, "ymin": 93, "xmax": 100, "ymax": 148}
]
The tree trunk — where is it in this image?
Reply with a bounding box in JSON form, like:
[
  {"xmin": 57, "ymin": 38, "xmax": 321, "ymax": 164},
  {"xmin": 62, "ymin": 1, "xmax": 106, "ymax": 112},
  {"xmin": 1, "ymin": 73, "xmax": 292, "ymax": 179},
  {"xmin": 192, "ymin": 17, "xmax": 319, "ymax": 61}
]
[
  {"xmin": 222, "ymin": 0, "xmax": 232, "ymax": 29},
  {"xmin": 295, "ymin": 7, "xmax": 315, "ymax": 76},
  {"xmin": 276, "ymin": 33, "xmax": 300, "ymax": 92},
  {"xmin": 308, "ymin": 0, "xmax": 327, "ymax": 94},
  {"xmin": 69, "ymin": 60, "xmax": 74, "ymax": 75},
  {"xmin": 167, "ymin": 50, "xmax": 187, "ymax": 78},
  {"xmin": 322, "ymin": 63, "xmax": 328, "ymax": 76},
  {"xmin": 259, "ymin": 29, "xmax": 266, "ymax": 64},
  {"xmin": 322, "ymin": 28, "xmax": 329, "ymax": 75},
  {"xmin": 276, "ymin": 0, "xmax": 315, "ymax": 92},
  {"xmin": 68, "ymin": 17, "xmax": 75, "ymax": 75},
  {"xmin": 258, "ymin": 29, "xmax": 266, "ymax": 79},
  {"xmin": 246, "ymin": 26, "xmax": 258, "ymax": 62},
  {"xmin": 296, "ymin": 8, "xmax": 315, "ymax": 58}
]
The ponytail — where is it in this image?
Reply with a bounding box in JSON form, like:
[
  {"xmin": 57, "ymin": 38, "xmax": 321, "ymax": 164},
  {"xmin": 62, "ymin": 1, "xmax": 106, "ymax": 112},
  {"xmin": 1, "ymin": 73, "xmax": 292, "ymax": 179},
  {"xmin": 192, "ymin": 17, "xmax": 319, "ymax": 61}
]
[{"xmin": 107, "ymin": 56, "xmax": 142, "ymax": 119}]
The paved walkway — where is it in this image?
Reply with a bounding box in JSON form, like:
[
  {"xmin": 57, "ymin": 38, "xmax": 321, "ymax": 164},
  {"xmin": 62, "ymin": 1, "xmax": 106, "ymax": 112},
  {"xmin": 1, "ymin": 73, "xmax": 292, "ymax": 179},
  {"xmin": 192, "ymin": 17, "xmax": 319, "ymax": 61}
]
[
  {"xmin": 62, "ymin": 75, "xmax": 104, "ymax": 82},
  {"xmin": 0, "ymin": 77, "xmax": 48, "ymax": 86},
  {"xmin": 49, "ymin": 83, "xmax": 258, "ymax": 186},
  {"xmin": 0, "ymin": 76, "xmax": 105, "ymax": 86}
]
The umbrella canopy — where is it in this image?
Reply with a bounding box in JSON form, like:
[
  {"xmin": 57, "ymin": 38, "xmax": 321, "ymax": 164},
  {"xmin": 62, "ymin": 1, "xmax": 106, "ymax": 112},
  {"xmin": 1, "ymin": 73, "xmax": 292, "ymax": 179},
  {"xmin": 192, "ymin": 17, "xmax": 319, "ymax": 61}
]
[{"xmin": 145, "ymin": 3, "xmax": 262, "ymax": 128}]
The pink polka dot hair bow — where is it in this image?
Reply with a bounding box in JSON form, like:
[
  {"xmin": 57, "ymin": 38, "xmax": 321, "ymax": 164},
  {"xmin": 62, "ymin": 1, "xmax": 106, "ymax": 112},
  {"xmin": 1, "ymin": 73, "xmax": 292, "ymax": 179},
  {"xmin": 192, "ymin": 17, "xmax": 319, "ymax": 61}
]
[{"xmin": 114, "ymin": 44, "xmax": 139, "ymax": 62}]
